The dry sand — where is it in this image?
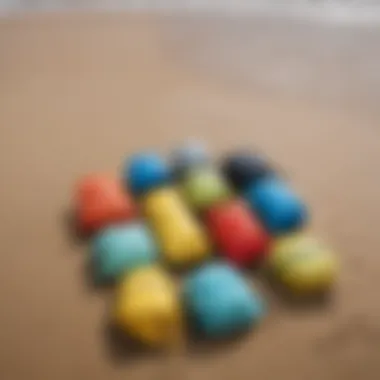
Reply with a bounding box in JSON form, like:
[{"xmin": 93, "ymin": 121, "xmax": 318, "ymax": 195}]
[{"xmin": 0, "ymin": 13, "xmax": 379, "ymax": 380}]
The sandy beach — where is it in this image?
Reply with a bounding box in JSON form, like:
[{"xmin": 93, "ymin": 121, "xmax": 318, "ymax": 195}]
[{"xmin": 0, "ymin": 11, "xmax": 379, "ymax": 380}]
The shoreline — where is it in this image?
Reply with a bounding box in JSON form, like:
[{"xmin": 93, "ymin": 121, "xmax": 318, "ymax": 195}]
[{"xmin": 1, "ymin": 2, "xmax": 380, "ymax": 26}]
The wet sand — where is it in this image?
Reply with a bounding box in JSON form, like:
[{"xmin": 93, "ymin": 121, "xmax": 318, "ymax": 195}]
[{"xmin": 0, "ymin": 13, "xmax": 379, "ymax": 380}]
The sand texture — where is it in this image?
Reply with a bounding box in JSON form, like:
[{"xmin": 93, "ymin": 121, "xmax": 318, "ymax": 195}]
[{"xmin": 0, "ymin": 14, "xmax": 379, "ymax": 380}]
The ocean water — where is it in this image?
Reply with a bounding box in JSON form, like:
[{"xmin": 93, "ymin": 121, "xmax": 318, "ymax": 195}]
[{"xmin": 1, "ymin": 0, "xmax": 380, "ymax": 24}]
